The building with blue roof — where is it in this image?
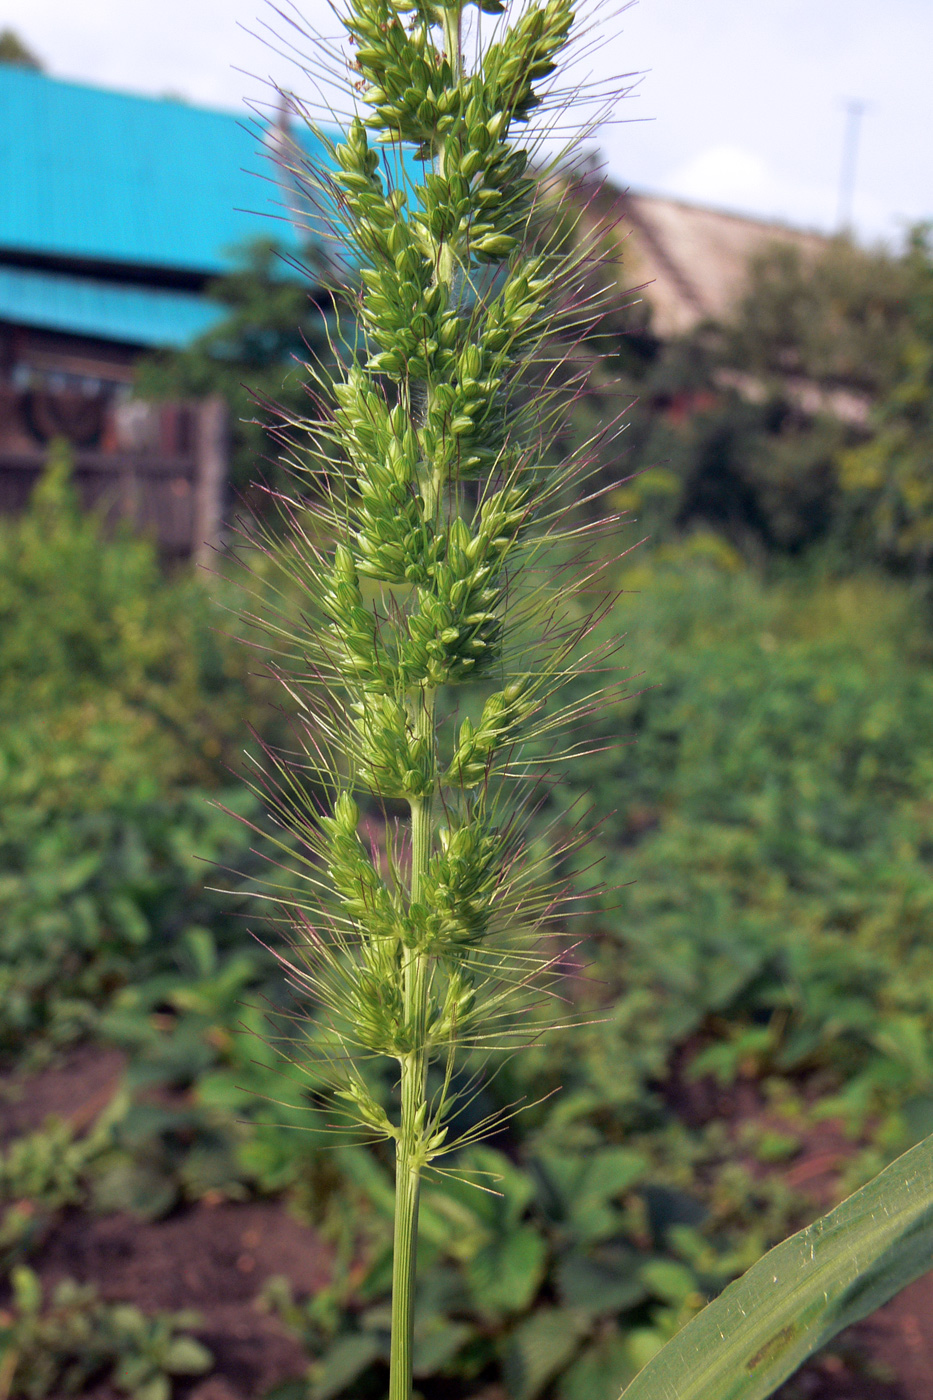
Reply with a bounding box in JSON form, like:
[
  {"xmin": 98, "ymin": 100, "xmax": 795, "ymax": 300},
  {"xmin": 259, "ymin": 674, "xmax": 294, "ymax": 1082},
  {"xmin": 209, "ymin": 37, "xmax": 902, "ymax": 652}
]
[
  {"xmin": 0, "ymin": 63, "xmax": 334, "ymax": 553},
  {"xmin": 0, "ymin": 63, "xmax": 327, "ymax": 371}
]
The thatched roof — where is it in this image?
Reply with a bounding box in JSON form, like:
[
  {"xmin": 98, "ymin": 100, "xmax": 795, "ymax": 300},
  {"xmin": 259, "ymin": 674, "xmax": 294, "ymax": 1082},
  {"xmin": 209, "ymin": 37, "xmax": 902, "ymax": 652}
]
[{"xmin": 619, "ymin": 193, "xmax": 829, "ymax": 337}]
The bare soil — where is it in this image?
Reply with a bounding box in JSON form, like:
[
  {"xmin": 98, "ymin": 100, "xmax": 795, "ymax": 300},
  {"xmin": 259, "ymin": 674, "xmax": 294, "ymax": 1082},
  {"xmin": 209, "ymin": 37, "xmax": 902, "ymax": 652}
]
[
  {"xmin": 0, "ymin": 1044, "xmax": 126, "ymax": 1145},
  {"xmin": 39, "ymin": 1201, "xmax": 329, "ymax": 1397},
  {"xmin": 0, "ymin": 1047, "xmax": 330, "ymax": 1399}
]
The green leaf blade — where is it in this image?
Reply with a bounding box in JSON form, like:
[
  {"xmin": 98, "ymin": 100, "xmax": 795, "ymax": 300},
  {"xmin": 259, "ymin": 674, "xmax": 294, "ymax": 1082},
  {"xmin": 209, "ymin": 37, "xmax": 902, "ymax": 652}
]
[{"xmin": 620, "ymin": 1132, "xmax": 933, "ymax": 1400}]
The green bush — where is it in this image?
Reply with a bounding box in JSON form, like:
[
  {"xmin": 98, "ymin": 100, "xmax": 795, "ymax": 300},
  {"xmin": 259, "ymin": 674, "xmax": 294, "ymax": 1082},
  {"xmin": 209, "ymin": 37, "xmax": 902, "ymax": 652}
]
[
  {"xmin": 0, "ymin": 459, "xmax": 326, "ymax": 1219},
  {"xmin": 839, "ymin": 230, "xmax": 933, "ymax": 572},
  {"xmin": 0, "ymin": 457, "xmax": 272, "ymax": 1056},
  {"xmin": 555, "ymin": 551, "xmax": 933, "ymax": 1133},
  {"xmin": 0, "ymin": 441, "xmax": 263, "ymax": 771},
  {"xmin": 569, "ymin": 224, "xmax": 933, "ymax": 568}
]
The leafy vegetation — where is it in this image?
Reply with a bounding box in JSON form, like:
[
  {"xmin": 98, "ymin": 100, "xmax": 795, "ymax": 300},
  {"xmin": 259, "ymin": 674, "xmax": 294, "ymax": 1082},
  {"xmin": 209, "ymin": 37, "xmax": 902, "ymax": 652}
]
[
  {"xmin": 4, "ymin": 395, "xmax": 933, "ymax": 1400},
  {"xmin": 620, "ymin": 1133, "xmax": 933, "ymax": 1400},
  {"xmin": 576, "ymin": 221, "xmax": 933, "ymax": 568},
  {"xmin": 839, "ymin": 229, "xmax": 933, "ymax": 571},
  {"xmin": 0, "ymin": 1266, "xmax": 210, "ymax": 1400},
  {"xmin": 720, "ymin": 235, "xmax": 913, "ymax": 394},
  {"xmin": 0, "ymin": 452, "xmax": 274, "ymax": 1058},
  {"xmin": 258, "ymin": 550, "xmax": 933, "ymax": 1400},
  {"xmin": 0, "ymin": 29, "xmax": 42, "ymax": 69}
]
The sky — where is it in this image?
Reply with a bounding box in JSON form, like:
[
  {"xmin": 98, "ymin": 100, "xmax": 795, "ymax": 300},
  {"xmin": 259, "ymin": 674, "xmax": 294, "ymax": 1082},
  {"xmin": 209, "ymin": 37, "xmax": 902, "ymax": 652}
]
[{"xmin": 3, "ymin": 0, "xmax": 931, "ymax": 245}]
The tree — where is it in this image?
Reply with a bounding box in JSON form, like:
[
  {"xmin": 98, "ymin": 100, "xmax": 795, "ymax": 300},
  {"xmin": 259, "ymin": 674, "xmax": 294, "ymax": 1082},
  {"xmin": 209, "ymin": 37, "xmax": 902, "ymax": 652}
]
[
  {"xmin": 0, "ymin": 29, "xmax": 43, "ymax": 69},
  {"xmin": 584, "ymin": 230, "xmax": 923, "ymax": 560},
  {"xmin": 135, "ymin": 240, "xmax": 336, "ymax": 506},
  {"xmin": 723, "ymin": 235, "xmax": 913, "ymax": 396},
  {"xmin": 838, "ymin": 228, "xmax": 933, "ymax": 572}
]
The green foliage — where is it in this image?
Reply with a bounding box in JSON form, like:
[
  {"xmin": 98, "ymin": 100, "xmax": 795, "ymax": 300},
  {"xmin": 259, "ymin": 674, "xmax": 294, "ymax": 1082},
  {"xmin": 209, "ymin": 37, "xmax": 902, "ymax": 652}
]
[
  {"xmin": 571, "ymin": 311, "xmax": 846, "ymax": 558},
  {"xmin": 0, "ymin": 732, "xmax": 262, "ymax": 1055},
  {"xmin": 0, "ymin": 456, "xmax": 332, "ymax": 1226},
  {"xmin": 0, "ymin": 455, "xmax": 277, "ymax": 1057},
  {"xmin": 0, "ymin": 445, "xmax": 264, "ymax": 765},
  {"xmin": 93, "ymin": 925, "xmax": 331, "ymax": 1215},
  {"xmin": 558, "ymin": 554, "xmax": 933, "ymax": 1132},
  {"xmin": 225, "ymin": 0, "xmax": 933, "ymax": 1388},
  {"xmin": 0, "ymin": 1266, "xmax": 211, "ymax": 1400},
  {"xmin": 0, "ymin": 28, "xmax": 42, "ymax": 69},
  {"xmin": 0, "ymin": 1108, "xmax": 127, "ymax": 1270},
  {"xmin": 722, "ymin": 236, "xmax": 912, "ymax": 395},
  {"xmin": 839, "ymin": 229, "xmax": 933, "ymax": 571},
  {"xmin": 567, "ymin": 219, "xmax": 933, "ymax": 567},
  {"xmin": 258, "ymin": 551, "xmax": 933, "ymax": 1398},
  {"xmin": 5, "ymin": 431, "xmax": 933, "ymax": 1400},
  {"xmin": 266, "ymin": 1130, "xmax": 740, "ymax": 1400},
  {"xmin": 3, "ymin": 16, "xmax": 933, "ymax": 1400}
]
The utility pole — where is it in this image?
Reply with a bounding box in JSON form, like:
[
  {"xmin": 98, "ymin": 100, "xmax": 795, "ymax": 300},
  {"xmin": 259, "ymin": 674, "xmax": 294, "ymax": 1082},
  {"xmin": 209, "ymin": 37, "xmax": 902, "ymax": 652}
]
[{"xmin": 836, "ymin": 98, "xmax": 868, "ymax": 233}]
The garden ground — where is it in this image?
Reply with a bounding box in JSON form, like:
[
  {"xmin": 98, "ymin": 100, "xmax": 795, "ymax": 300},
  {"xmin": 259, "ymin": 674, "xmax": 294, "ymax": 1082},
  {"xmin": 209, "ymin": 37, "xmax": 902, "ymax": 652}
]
[{"xmin": 4, "ymin": 1045, "xmax": 933, "ymax": 1400}]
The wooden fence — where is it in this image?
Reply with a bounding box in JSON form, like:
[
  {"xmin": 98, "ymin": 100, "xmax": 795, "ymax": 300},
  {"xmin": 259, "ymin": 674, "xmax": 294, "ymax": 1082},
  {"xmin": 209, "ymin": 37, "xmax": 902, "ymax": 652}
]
[{"xmin": 0, "ymin": 395, "xmax": 227, "ymax": 563}]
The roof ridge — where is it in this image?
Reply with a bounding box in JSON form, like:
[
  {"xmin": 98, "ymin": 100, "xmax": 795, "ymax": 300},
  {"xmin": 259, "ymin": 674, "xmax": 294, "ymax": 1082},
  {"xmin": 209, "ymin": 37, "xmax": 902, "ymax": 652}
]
[{"xmin": 0, "ymin": 59, "xmax": 244, "ymax": 120}]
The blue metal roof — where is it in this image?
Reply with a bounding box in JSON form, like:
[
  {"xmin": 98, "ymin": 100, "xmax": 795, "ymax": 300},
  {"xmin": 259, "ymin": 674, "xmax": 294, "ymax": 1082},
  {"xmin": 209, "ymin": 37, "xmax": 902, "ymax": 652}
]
[
  {"xmin": 0, "ymin": 265, "xmax": 224, "ymax": 347},
  {"xmin": 0, "ymin": 66, "xmax": 327, "ymax": 275}
]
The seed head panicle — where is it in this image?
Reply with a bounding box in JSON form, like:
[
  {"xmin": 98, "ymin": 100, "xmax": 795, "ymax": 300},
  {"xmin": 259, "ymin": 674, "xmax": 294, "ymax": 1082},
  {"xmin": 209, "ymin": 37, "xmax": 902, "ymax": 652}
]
[{"xmin": 237, "ymin": 0, "xmax": 638, "ymax": 1166}]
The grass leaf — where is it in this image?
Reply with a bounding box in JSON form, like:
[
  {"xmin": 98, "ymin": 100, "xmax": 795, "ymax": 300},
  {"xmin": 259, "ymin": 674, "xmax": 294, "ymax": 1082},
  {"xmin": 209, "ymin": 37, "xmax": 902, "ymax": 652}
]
[{"xmin": 620, "ymin": 1131, "xmax": 933, "ymax": 1400}]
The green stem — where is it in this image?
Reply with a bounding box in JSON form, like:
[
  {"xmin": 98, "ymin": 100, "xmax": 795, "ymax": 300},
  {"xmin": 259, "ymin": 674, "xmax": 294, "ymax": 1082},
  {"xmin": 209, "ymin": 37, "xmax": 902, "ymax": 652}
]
[
  {"xmin": 437, "ymin": 5, "xmax": 463, "ymax": 287},
  {"xmin": 441, "ymin": 4, "xmax": 463, "ymax": 81},
  {"xmin": 389, "ymin": 696, "xmax": 435, "ymax": 1400},
  {"xmin": 390, "ymin": 13, "xmax": 462, "ymax": 1384},
  {"xmin": 389, "ymin": 1057, "xmax": 424, "ymax": 1400}
]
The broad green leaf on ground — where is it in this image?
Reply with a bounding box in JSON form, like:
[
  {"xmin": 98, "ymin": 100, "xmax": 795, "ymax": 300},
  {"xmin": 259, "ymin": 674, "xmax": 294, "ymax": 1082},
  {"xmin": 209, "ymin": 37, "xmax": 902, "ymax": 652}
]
[
  {"xmin": 505, "ymin": 1307, "xmax": 590, "ymax": 1400},
  {"xmin": 309, "ymin": 1333, "xmax": 383, "ymax": 1400},
  {"xmin": 620, "ymin": 1131, "xmax": 933, "ymax": 1400}
]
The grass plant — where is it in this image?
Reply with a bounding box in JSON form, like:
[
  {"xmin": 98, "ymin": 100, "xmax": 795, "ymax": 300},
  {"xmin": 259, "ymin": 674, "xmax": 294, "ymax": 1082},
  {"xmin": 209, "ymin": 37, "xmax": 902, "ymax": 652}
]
[
  {"xmin": 227, "ymin": 0, "xmax": 933, "ymax": 1396},
  {"xmin": 234, "ymin": 0, "xmax": 628, "ymax": 1395}
]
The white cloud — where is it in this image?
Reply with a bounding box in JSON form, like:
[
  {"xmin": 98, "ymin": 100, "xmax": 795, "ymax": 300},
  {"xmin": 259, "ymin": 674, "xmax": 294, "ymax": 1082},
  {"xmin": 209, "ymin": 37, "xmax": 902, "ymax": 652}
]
[
  {"xmin": 654, "ymin": 143, "xmax": 881, "ymax": 236},
  {"xmin": 662, "ymin": 146, "xmax": 772, "ymax": 209}
]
